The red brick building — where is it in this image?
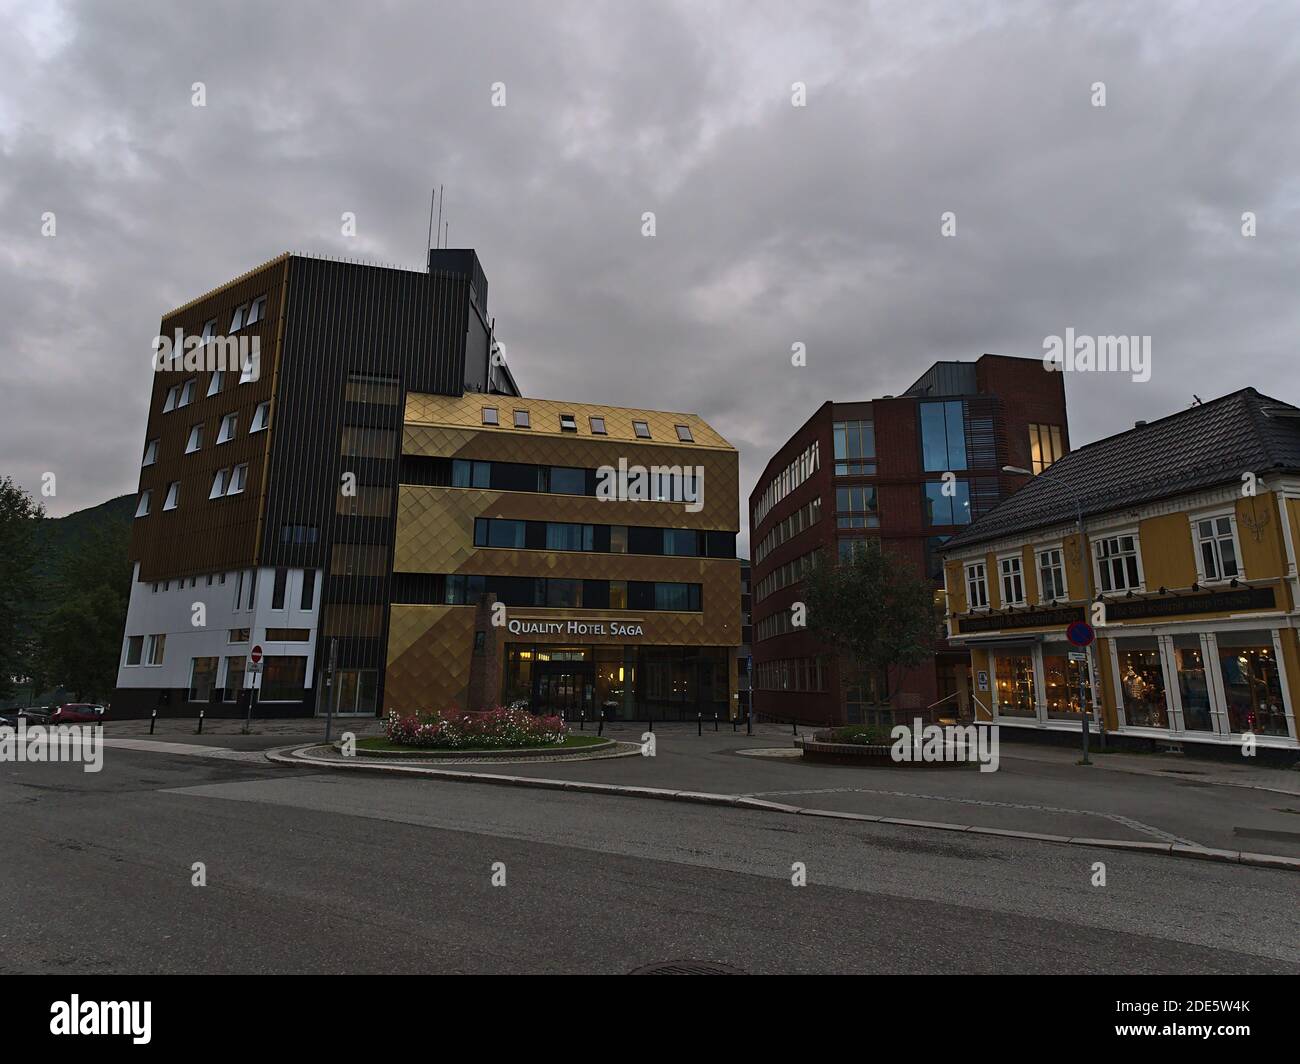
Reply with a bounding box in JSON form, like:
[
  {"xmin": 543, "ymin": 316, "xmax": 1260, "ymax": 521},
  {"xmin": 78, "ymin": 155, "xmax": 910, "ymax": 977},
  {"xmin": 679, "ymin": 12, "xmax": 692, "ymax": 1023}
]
[{"xmin": 748, "ymin": 354, "xmax": 1070, "ymax": 727}]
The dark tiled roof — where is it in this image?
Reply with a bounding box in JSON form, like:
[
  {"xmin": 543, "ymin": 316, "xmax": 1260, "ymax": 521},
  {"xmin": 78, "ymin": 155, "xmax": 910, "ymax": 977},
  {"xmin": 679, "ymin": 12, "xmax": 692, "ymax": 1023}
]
[{"xmin": 944, "ymin": 388, "xmax": 1300, "ymax": 550}]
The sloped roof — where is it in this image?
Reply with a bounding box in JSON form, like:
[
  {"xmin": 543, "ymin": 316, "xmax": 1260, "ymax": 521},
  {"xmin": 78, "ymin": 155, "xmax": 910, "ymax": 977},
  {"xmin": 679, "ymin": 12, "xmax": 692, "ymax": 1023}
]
[{"xmin": 944, "ymin": 387, "xmax": 1300, "ymax": 550}]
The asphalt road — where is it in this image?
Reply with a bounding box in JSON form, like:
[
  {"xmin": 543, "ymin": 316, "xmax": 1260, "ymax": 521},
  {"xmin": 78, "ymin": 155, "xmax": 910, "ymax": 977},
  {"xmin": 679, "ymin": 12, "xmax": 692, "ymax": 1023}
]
[{"xmin": 1, "ymin": 744, "xmax": 1297, "ymax": 974}]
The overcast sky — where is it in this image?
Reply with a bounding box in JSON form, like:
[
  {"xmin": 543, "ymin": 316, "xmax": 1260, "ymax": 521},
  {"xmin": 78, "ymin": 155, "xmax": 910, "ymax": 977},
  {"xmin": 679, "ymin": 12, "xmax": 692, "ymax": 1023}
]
[{"xmin": 2, "ymin": 0, "xmax": 1297, "ymax": 553}]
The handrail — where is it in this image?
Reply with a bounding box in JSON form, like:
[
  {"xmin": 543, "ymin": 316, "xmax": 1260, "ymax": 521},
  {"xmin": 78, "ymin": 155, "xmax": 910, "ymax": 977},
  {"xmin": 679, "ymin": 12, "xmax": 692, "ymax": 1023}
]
[{"xmin": 925, "ymin": 691, "xmax": 960, "ymax": 711}]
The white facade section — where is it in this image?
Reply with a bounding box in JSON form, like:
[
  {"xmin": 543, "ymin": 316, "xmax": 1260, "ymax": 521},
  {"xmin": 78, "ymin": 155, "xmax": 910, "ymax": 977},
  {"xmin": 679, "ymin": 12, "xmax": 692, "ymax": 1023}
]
[{"xmin": 117, "ymin": 562, "xmax": 321, "ymax": 701}]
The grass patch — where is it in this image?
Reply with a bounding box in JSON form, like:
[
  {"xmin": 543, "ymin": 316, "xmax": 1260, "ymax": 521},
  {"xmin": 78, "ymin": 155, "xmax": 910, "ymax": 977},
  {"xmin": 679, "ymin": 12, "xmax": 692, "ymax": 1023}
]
[{"xmin": 356, "ymin": 734, "xmax": 608, "ymax": 753}]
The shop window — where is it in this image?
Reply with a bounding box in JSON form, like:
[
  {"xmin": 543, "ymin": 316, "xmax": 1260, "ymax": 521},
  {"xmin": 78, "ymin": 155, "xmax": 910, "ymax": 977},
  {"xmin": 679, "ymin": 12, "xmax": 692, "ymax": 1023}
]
[
  {"xmin": 1041, "ymin": 646, "xmax": 1089, "ymax": 719},
  {"xmin": 993, "ymin": 652, "xmax": 1036, "ymax": 717},
  {"xmin": 1173, "ymin": 636, "xmax": 1212, "ymax": 732},
  {"xmin": 1216, "ymin": 633, "xmax": 1288, "ymax": 736},
  {"xmin": 189, "ymin": 657, "xmax": 219, "ymax": 702},
  {"xmin": 260, "ymin": 656, "xmax": 308, "ymax": 702},
  {"xmin": 1115, "ymin": 640, "xmax": 1168, "ymax": 728},
  {"xmin": 1195, "ymin": 515, "xmax": 1240, "ymax": 582},
  {"xmin": 224, "ymin": 656, "xmax": 246, "ymax": 700}
]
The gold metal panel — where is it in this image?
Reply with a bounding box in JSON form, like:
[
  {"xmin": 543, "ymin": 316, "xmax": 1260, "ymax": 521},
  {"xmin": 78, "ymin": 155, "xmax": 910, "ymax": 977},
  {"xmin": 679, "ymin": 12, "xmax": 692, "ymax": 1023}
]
[
  {"xmin": 405, "ymin": 391, "xmax": 734, "ymax": 450},
  {"xmin": 385, "ymin": 605, "xmax": 474, "ymax": 712}
]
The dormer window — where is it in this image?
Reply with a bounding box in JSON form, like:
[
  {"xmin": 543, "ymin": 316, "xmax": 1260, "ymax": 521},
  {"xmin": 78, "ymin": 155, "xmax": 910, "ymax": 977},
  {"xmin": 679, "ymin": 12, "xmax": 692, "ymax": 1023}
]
[
  {"xmin": 675, "ymin": 424, "xmax": 694, "ymax": 442},
  {"xmin": 589, "ymin": 416, "xmax": 607, "ymax": 435},
  {"xmin": 482, "ymin": 406, "xmax": 499, "ymax": 425},
  {"xmin": 633, "ymin": 420, "xmax": 651, "ymax": 439},
  {"xmin": 514, "ymin": 410, "xmax": 530, "ymax": 428},
  {"xmin": 559, "ymin": 413, "xmax": 577, "ymax": 432}
]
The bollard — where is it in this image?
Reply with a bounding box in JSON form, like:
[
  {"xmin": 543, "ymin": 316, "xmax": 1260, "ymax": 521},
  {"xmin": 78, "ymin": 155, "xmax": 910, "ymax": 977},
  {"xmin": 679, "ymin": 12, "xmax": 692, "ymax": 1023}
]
[
  {"xmin": 733, "ymin": 718, "xmax": 737, "ymax": 732},
  {"xmin": 747, "ymin": 709, "xmax": 753, "ymax": 736},
  {"xmin": 149, "ymin": 708, "xmax": 157, "ymax": 735},
  {"xmin": 697, "ymin": 712, "xmax": 702, "ymax": 736},
  {"xmin": 647, "ymin": 716, "xmax": 653, "ymax": 733},
  {"xmin": 597, "ymin": 709, "xmax": 604, "ymax": 737},
  {"xmin": 196, "ymin": 709, "xmax": 204, "ymax": 735},
  {"xmin": 580, "ymin": 710, "xmax": 585, "ymax": 731},
  {"xmin": 792, "ymin": 719, "xmax": 797, "ymax": 735},
  {"xmin": 714, "ymin": 712, "xmax": 718, "ymax": 732}
]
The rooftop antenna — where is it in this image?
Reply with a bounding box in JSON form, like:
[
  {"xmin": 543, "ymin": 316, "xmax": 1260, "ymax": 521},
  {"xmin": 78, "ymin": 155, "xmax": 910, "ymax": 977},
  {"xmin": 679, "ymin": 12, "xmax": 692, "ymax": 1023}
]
[
  {"xmin": 436, "ymin": 184, "xmax": 444, "ymax": 250},
  {"xmin": 425, "ymin": 186, "xmax": 436, "ymax": 269},
  {"xmin": 444, "ymin": 221, "xmax": 449, "ymax": 248}
]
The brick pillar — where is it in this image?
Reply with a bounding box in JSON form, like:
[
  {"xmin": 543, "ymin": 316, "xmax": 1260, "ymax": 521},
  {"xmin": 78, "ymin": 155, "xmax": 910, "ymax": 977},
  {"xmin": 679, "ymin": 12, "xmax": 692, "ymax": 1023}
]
[{"xmin": 466, "ymin": 593, "xmax": 505, "ymax": 711}]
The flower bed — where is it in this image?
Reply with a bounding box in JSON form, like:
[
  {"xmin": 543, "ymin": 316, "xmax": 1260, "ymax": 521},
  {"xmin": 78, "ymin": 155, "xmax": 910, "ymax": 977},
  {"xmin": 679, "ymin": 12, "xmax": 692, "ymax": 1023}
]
[{"xmin": 384, "ymin": 707, "xmax": 567, "ymax": 749}]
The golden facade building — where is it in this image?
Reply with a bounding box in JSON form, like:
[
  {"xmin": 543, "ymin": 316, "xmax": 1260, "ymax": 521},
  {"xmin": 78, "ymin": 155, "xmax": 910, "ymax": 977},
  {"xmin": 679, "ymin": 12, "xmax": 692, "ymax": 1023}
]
[
  {"xmin": 941, "ymin": 388, "xmax": 1300, "ymax": 750},
  {"xmin": 386, "ymin": 392, "xmax": 742, "ymax": 719}
]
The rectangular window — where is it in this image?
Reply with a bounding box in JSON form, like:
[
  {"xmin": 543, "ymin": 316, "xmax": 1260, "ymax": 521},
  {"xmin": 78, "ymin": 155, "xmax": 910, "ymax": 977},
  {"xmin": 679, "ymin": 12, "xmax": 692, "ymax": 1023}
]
[
  {"xmin": 163, "ymin": 482, "xmax": 180, "ymax": 510},
  {"xmin": 279, "ymin": 525, "xmax": 319, "ymax": 544},
  {"xmin": 246, "ymin": 296, "xmax": 266, "ymax": 326},
  {"xmin": 265, "ymin": 628, "xmax": 310, "ymax": 642},
  {"xmin": 124, "ymin": 636, "xmax": 143, "ymax": 666},
  {"xmin": 835, "ymin": 485, "xmax": 879, "ymax": 528},
  {"xmin": 482, "ymin": 406, "xmax": 499, "ymax": 425},
  {"xmin": 832, "ymin": 420, "xmax": 876, "ymax": 476},
  {"xmin": 548, "ymin": 467, "xmax": 586, "ymax": 495},
  {"xmin": 185, "ymin": 424, "xmax": 203, "ymax": 453},
  {"xmin": 339, "ymin": 427, "xmax": 396, "ymax": 458},
  {"xmin": 143, "ymin": 439, "xmax": 159, "ymax": 466},
  {"xmin": 546, "ymin": 522, "xmax": 593, "ymax": 552},
  {"xmin": 1028, "ymin": 423, "xmax": 1064, "ymax": 474},
  {"xmin": 228, "ymin": 628, "xmax": 250, "ymax": 643},
  {"xmin": 560, "ymin": 413, "xmax": 577, "ymax": 432},
  {"xmin": 163, "ymin": 384, "xmax": 181, "ymax": 412},
  {"xmin": 1195, "ymin": 516, "xmax": 1239, "ymax": 581},
  {"xmin": 1173, "ymin": 637, "xmax": 1212, "ymax": 732},
  {"xmin": 1037, "ymin": 548, "xmax": 1067, "ymax": 601},
  {"xmin": 330, "ymin": 543, "xmax": 387, "ymax": 577},
  {"xmin": 207, "ymin": 370, "xmax": 223, "ymax": 397},
  {"xmin": 229, "ymin": 303, "xmax": 247, "ymax": 332},
  {"xmin": 271, "ymin": 567, "xmax": 288, "ymax": 609},
  {"xmin": 1095, "ymin": 534, "xmax": 1142, "ymax": 593},
  {"xmin": 999, "ymin": 556, "xmax": 1025, "ymax": 605},
  {"xmin": 260, "ymin": 656, "xmax": 308, "ymax": 702},
  {"xmin": 344, "ymin": 373, "xmax": 400, "ymax": 405},
  {"xmin": 675, "ymin": 424, "xmax": 694, "ymax": 442},
  {"xmin": 336, "ymin": 485, "xmax": 392, "ymax": 517},
  {"xmin": 513, "ymin": 409, "xmax": 530, "ymax": 428},
  {"xmin": 227, "ymin": 464, "xmax": 248, "ymax": 495},
  {"xmin": 589, "ymin": 416, "xmax": 606, "ymax": 435},
  {"xmin": 923, "ymin": 480, "xmax": 971, "ymax": 525},
  {"xmin": 200, "ymin": 318, "xmax": 216, "ymax": 344},
  {"xmin": 300, "ymin": 569, "xmax": 316, "ymax": 610},
  {"xmin": 135, "ymin": 491, "xmax": 152, "ymax": 518},
  {"xmin": 546, "ymin": 579, "xmax": 583, "ymax": 608},
  {"xmin": 475, "ymin": 518, "xmax": 526, "ymax": 549},
  {"xmin": 250, "ymin": 400, "xmax": 270, "ymax": 432},
  {"xmin": 1217, "ymin": 632, "xmax": 1288, "ymax": 736},
  {"xmin": 1115, "ymin": 640, "xmax": 1168, "ymax": 728},
  {"xmin": 994, "ymin": 652, "xmax": 1036, "ymax": 717},
  {"xmin": 217, "ymin": 412, "xmax": 237, "ymax": 443},
  {"xmin": 224, "ymin": 656, "xmax": 246, "ymax": 700},
  {"xmin": 609, "ymin": 525, "xmax": 628, "ymax": 553},
  {"xmin": 189, "ymin": 657, "xmax": 219, "ymax": 702},
  {"xmin": 920, "ymin": 400, "xmax": 967, "ymax": 472},
  {"xmin": 451, "ymin": 459, "xmax": 492, "ymax": 488},
  {"xmin": 965, "ymin": 562, "xmax": 988, "ymax": 609},
  {"xmin": 210, "ymin": 469, "xmax": 228, "ymax": 499},
  {"xmin": 178, "ymin": 379, "xmax": 195, "ymax": 407},
  {"xmin": 146, "ymin": 634, "xmax": 167, "ymax": 666},
  {"xmin": 633, "ymin": 420, "xmax": 651, "ymax": 439},
  {"xmin": 663, "ymin": 529, "xmax": 699, "ymax": 556},
  {"xmin": 608, "ymin": 580, "xmax": 628, "ymax": 609}
]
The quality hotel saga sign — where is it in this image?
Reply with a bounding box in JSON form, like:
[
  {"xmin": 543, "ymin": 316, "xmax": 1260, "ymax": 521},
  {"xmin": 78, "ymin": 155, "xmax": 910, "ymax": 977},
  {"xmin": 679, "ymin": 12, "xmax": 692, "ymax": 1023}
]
[{"xmin": 507, "ymin": 618, "xmax": 645, "ymax": 637}]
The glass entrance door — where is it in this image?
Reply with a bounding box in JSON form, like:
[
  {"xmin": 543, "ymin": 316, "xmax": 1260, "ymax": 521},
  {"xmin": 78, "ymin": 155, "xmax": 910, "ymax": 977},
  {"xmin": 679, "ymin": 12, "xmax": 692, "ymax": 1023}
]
[{"xmin": 533, "ymin": 663, "xmax": 594, "ymax": 718}]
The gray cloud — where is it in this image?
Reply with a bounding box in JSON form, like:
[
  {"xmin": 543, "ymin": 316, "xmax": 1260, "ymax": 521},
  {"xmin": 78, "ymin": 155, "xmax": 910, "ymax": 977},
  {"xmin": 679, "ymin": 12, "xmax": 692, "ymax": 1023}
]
[{"xmin": 2, "ymin": 0, "xmax": 1297, "ymax": 558}]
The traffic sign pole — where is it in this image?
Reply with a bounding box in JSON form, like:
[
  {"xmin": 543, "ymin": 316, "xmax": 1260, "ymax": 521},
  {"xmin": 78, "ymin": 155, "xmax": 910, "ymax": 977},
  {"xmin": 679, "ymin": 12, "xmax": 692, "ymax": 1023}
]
[{"xmin": 1066, "ymin": 623, "xmax": 1095, "ymax": 765}]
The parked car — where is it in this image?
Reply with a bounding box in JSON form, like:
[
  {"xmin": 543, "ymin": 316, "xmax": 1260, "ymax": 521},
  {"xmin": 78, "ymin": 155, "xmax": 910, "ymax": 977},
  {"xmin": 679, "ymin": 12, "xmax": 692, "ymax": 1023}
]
[
  {"xmin": 0, "ymin": 714, "xmax": 15, "ymax": 729},
  {"xmin": 50, "ymin": 703, "xmax": 106, "ymax": 724},
  {"xmin": 17, "ymin": 706, "xmax": 52, "ymax": 724}
]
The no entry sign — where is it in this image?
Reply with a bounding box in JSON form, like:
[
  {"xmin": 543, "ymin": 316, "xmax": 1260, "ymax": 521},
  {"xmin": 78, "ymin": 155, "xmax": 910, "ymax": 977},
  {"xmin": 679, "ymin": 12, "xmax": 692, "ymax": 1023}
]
[
  {"xmin": 250, "ymin": 644, "xmax": 263, "ymax": 664},
  {"xmin": 1066, "ymin": 621, "xmax": 1095, "ymax": 648}
]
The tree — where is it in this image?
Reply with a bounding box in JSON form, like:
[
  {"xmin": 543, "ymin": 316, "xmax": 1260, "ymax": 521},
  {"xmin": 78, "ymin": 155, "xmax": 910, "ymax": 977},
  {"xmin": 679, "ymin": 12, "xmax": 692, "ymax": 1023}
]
[
  {"xmin": 41, "ymin": 584, "xmax": 127, "ymax": 700},
  {"xmin": 802, "ymin": 542, "xmax": 938, "ymax": 701},
  {"xmin": 0, "ymin": 476, "xmax": 45, "ymax": 699}
]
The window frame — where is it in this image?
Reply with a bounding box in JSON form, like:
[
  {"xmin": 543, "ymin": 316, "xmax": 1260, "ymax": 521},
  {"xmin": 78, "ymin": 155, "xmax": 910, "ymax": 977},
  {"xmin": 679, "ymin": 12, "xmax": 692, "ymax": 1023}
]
[
  {"xmin": 1190, "ymin": 510, "xmax": 1243, "ymax": 584},
  {"xmin": 965, "ymin": 561, "xmax": 989, "ymax": 611},
  {"xmin": 163, "ymin": 482, "xmax": 180, "ymax": 511},
  {"xmin": 998, "ymin": 553, "xmax": 1026, "ymax": 606},
  {"xmin": 1093, "ymin": 530, "xmax": 1145, "ymax": 594},
  {"xmin": 217, "ymin": 412, "xmax": 238, "ymax": 444},
  {"xmin": 632, "ymin": 420, "xmax": 651, "ymax": 439},
  {"xmin": 1035, "ymin": 545, "xmax": 1068, "ymax": 602}
]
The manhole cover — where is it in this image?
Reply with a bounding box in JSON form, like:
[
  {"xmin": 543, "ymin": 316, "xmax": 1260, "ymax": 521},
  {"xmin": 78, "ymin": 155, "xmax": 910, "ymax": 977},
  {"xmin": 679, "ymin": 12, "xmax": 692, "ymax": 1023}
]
[{"xmin": 630, "ymin": 961, "xmax": 746, "ymax": 975}]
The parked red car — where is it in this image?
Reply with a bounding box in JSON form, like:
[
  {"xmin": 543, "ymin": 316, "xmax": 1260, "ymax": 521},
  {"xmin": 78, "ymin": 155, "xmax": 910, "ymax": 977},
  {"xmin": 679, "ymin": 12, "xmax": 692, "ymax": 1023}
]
[{"xmin": 50, "ymin": 703, "xmax": 106, "ymax": 724}]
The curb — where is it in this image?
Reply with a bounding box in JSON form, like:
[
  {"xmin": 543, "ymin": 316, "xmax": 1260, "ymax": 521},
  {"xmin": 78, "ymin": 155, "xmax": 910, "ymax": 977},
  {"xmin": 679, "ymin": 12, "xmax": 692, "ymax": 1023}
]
[{"xmin": 265, "ymin": 744, "xmax": 1300, "ymax": 872}]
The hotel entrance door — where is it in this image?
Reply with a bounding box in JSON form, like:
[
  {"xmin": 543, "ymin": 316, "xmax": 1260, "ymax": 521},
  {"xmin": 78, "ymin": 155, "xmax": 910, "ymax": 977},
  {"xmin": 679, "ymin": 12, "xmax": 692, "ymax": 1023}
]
[{"xmin": 532, "ymin": 662, "xmax": 595, "ymax": 718}]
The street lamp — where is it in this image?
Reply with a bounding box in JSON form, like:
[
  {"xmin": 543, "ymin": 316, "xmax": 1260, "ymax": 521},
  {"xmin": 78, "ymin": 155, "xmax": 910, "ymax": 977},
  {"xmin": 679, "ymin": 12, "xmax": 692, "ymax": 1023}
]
[{"xmin": 1001, "ymin": 464, "xmax": 1103, "ymax": 762}]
